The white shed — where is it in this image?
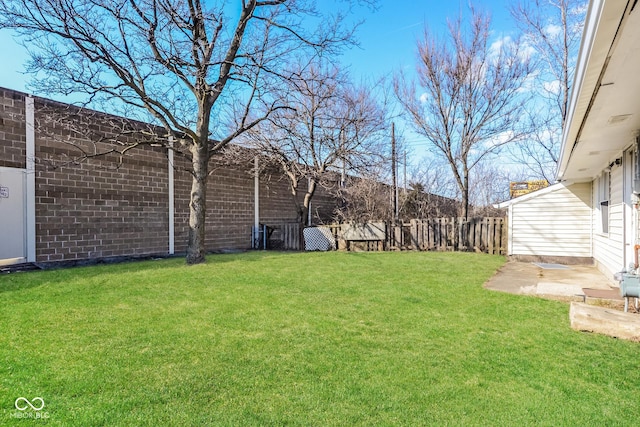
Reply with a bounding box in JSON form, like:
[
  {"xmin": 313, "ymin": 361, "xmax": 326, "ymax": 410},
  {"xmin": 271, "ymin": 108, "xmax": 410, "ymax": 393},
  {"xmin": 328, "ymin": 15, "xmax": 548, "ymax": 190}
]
[{"xmin": 497, "ymin": 182, "xmax": 592, "ymax": 264}]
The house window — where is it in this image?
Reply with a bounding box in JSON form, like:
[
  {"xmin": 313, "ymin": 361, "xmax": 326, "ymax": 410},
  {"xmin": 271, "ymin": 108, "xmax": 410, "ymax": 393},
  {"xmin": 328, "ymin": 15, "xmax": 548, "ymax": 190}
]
[{"xmin": 598, "ymin": 171, "xmax": 610, "ymax": 234}]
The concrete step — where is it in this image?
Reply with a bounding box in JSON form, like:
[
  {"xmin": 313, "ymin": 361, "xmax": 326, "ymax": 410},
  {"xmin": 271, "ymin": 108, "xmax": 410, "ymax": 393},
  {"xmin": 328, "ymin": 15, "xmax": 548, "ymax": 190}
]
[{"xmin": 582, "ymin": 287, "xmax": 629, "ymax": 311}]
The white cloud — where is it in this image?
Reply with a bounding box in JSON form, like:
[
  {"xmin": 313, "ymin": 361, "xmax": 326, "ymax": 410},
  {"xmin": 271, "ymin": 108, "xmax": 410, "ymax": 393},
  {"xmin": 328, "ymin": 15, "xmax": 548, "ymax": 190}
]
[
  {"xmin": 491, "ymin": 34, "xmax": 534, "ymax": 65},
  {"xmin": 419, "ymin": 92, "xmax": 429, "ymax": 104},
  {"xmin": 484, "ymin": 130, "xmax": 516, "ymax": 150},
  {"xmin": 489, "ymin": 36, "xmax": 512, "ymax": 59},
  {"xmin": 543, "ymin": 80, "xmax": 561, "ymax": 95},
  {"xmin": 570, "ymin": 3, "xmax": 588, "ymax": 16},
  {"xmin": 544, "ymin": 24, "xmax": 562, "ymax": 38},
  {"xmin": 519, "ymin": 38, "xmax": 537, "ymax": 62}
]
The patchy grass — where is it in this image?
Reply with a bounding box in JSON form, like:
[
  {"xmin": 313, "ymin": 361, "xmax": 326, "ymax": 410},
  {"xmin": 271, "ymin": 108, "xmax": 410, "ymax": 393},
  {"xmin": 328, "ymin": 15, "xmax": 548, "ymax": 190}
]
[{"xmin": 0, "ymin": 251, "xmax": 638, "ymax": 426}]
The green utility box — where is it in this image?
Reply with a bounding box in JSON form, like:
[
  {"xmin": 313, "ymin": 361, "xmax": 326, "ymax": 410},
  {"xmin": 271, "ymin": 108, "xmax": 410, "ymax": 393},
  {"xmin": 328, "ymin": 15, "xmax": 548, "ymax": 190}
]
[{"xmin": 621, "ymin": 274, "xmax": 640, "ymax": 298}]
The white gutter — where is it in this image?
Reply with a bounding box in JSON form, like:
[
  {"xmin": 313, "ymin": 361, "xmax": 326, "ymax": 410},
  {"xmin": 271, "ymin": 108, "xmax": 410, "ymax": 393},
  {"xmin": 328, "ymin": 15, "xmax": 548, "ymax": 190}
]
[{"xmin": 557, "ymin": 0, "xmax": 631, "ymax": 180}]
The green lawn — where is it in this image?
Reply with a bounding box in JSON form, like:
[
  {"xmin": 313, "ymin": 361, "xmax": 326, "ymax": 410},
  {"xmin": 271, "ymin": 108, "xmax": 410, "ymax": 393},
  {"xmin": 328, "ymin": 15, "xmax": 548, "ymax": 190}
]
[{"xmin": 1, "ymin": 251, "xmax": 639, "ymax": 426}]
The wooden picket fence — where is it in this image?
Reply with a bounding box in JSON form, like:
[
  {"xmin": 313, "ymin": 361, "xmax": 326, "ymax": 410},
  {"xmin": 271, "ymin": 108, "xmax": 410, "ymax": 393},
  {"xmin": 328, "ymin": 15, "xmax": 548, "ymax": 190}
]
[{"xmin": 258, "ymin": 217, "xmax": 507, "ymax": 255}]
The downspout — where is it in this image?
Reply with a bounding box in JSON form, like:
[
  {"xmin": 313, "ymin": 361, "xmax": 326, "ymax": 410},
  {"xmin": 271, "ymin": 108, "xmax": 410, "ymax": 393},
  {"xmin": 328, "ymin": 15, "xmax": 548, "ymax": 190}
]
[
  {"xmin": 634, "ymin": 135, "xmax": 640, "ymax": 270},
  {"xmin": 25, "ymin": 96, "xmax": 36, "ymax": 263},
  {"xmin": 254, "ymin": 156, "xmax": 260, "ymax": 249},
  {"xmin": 254, "ymin": 156, "xmax": 259, "ymax": 230},
  {"xmin": 168, "ymin": 137, "xmax": 175, "ymax": 255}
]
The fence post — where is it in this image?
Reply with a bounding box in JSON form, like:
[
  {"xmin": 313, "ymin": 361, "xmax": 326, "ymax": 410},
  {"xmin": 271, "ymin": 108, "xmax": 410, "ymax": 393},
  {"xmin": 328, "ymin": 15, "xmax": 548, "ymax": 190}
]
[
  {"xmin": 292, "ymin": 223, "xmax": 301, "ymax": 251},
  {"xmin": 412, "ymin": 219, "xmax": 419, "ymax": 249},
  {"xmin": 385, "ymin": 220, "xmax": 391, "ymax": 249},
  {"xmin": 449, "ymin": 217, "xmax": 455, "ymax": 251},
  {"xmin": 501, "ymin": 218, "xmax": 508, "ymax": 255},
  {"xmin": 489, "ymin": 218, "xmax": 496, "ymax": 255},
  {"xmin": 395, "ymin": 222, "xmax": 403, "ymax": 249}
]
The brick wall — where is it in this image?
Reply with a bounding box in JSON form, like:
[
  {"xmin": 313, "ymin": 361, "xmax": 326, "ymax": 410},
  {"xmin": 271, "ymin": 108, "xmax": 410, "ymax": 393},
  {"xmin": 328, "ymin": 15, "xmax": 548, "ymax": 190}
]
[
  {"xmin": 0, "ymin": 87, "xmax": 341, "ymax": 264},
  {"xmin": 0, "ymin": 88, "xmax": 27, "ymax": 169},
  {"xmin": 32, "ymin": 96, "xmax": 170, "ymax": 262},
  {"xmin": 258, "ymin": 169, "xmax": 340, "ymax": 225},
  {"xmin": 173, "ymin": 156, "xmax": 258, "ymax": 253}
]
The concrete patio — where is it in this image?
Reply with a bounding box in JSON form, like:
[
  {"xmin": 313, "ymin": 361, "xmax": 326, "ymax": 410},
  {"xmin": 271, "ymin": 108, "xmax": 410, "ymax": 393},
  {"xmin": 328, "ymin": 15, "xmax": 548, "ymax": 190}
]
[
  {"xmin": 484, "ymin": 262, "xmax": 640, "ymax": 341},
  {"xmin": 484, "ymin": 261, "xmax": 625, "ymax": 309}
]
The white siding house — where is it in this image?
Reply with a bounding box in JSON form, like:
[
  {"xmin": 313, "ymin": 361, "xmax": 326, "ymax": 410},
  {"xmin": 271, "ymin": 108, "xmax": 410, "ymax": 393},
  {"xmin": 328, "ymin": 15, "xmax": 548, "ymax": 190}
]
[{"xmin": 500, "ymin": 0, "xmax": 640, "ymax": 279}]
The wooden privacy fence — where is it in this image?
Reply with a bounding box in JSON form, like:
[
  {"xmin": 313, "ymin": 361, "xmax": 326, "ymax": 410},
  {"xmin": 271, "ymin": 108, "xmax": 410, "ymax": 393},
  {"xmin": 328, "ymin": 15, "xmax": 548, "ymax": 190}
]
[
  {"xmin": 263, "ymin": 222, "xmax": 301, "ymax": 251},
  {"xmin": 391, "ymin": 217, "xmax": 507, "ymax": 255},
  {"xmin": 256, "ymin": 217, "xmax": 507, "ymax": 255}
]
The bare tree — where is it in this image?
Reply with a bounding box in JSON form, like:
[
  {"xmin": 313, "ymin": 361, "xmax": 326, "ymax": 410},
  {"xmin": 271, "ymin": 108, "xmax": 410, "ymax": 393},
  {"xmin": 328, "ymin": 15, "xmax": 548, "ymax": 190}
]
[
  {"xmin": 467, "ymin": 161, "xmax": 522, "ymax": 217},
  {"xmin": 400, "ymin": 157, "xmax": 460, "ymax": 219},
  {"xmin": 244, "ymin": 60, "xmax": 388, "ymax": 226},
  {"xmin": 394, "ymin": 7, "xmax": 531, "ymax": 219},
  {"xmin": 0, "ymin": 0, "xmax": 363, "ymax": 264},
  {"xmin": 508, "ymin": 0, "xmax": 586, "ymax": 181},
  {"xmin": 333, "ymin": 166, "xmax": 392, "ymax": 224}
]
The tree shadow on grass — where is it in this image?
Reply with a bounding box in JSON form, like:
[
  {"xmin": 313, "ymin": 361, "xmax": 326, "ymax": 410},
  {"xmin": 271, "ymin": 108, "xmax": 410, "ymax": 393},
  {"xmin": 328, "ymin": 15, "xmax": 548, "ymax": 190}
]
[{"xmin": 0, "ymin": 250, "xmax": 314, "ymax": 294}]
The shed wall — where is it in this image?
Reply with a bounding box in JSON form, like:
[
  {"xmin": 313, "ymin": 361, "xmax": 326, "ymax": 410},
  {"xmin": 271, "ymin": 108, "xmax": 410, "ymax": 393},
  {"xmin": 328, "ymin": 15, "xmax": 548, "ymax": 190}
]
[{"xmin": 510, "ymin": 182, "xmax": 592, "ymax": 258}]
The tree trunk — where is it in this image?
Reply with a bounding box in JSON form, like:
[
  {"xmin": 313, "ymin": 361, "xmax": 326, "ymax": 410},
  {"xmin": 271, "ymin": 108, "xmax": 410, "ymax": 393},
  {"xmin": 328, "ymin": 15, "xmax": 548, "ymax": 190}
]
[
  {"xmin": 303, "ymin": 179, "xmax": 317, "ymax": 226},
  {"xmin": 462, "ymin": 168, "xmax": 470, "ymax": 220},
  {"xmin": 186, "ymin": 140, "xmax": 209, "ymax": 264}
]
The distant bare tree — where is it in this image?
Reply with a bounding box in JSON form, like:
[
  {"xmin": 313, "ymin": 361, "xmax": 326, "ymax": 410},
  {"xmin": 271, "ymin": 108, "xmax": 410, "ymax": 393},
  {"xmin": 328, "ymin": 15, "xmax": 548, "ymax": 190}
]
[
  {"xmin": 333, "ymin": 167, "xmax": 392, "ymax": 224},
  {"xmin": 508, "ymin": 0, "xmax": 586, "ymax": 181},
  {"xmin": 0, "ymin": 0, "xmax": 364, "ymax": 264},
  {"xmin": 468, "ymin": 161, "xmax": 522, "ymax": 217},
  {"xmin": 395, "ymin": 6, "xmax": 531, "ymax": 219},
  {"xmin": 400, "ymin": 157, "xmax": 460, "ymax": 219},
  {"xmin": 244, "ymin": 60, "xmax": 388, "ymax": 226}
]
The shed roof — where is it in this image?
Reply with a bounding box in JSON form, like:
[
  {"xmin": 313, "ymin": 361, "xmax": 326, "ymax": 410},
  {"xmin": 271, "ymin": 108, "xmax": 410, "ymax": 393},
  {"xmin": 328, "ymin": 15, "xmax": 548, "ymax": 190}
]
[{"xmin": 495, "ymin": 182, "xmax": 573, "ymax": 209}]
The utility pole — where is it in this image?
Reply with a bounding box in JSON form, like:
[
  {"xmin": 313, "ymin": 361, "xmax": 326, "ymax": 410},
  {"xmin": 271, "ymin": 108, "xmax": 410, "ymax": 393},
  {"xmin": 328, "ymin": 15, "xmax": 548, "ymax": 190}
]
[
  {"xmin": 340, "ymin": 130, "xmax": 346, "ymax": 188},
  {"xmin": 391, "ymin": 122, "xmax": 398, "ymax": 224},
  {"xmin": 403, "ymin": 149, "xmax": 407, "ymax": 197}
]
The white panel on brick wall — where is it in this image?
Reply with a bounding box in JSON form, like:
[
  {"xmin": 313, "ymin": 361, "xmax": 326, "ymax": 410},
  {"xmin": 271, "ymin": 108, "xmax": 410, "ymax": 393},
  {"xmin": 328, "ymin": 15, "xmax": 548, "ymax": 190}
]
[{"xmin": 0, "ymin": 167, "xmax": 27, "ymax": 265}]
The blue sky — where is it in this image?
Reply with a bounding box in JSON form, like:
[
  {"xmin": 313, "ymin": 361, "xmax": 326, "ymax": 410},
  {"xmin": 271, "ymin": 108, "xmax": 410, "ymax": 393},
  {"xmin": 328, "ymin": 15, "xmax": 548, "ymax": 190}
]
[
  {"xmin": 0, "ymin": 0, "xmax": 515, "ymax": 94},
  {"xmin": 331, "ymin": 0, "xmax": 518, "ymax": 166},
  {"xmin": 0, "ymin": 0, "xmax": 521, "ymax": 178},
  {"xmin": 0, "ymin": 31, "xmax": 31, "ymax": 93},
  {"xmin": 338, "ymin": 0, "xmax": 514, "ymax": 81}
]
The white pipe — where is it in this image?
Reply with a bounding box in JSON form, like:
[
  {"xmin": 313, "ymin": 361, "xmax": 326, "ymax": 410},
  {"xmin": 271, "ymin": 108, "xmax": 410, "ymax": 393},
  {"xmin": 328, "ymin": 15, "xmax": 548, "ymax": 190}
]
[
  {"xmin": 307, "ymin": 177, "xmax": 312, "ymax": 226},
  {"xmin": 254, "ymin": 156, "xmax": 259, "ymax": 229},
  {"xmin": 168, "ymin": 137, "xmax": 175, "ymax": 255},
  {"xmin": 25, "ymin": 96, "xmax": 36, "ymax": 262}
]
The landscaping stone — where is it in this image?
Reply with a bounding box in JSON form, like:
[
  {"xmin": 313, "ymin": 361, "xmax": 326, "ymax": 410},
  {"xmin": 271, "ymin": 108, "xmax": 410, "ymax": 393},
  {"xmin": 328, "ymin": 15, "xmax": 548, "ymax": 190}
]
[{"xmin": 570, "ymin": 302, "xmax": 640, "ymax": 341}]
